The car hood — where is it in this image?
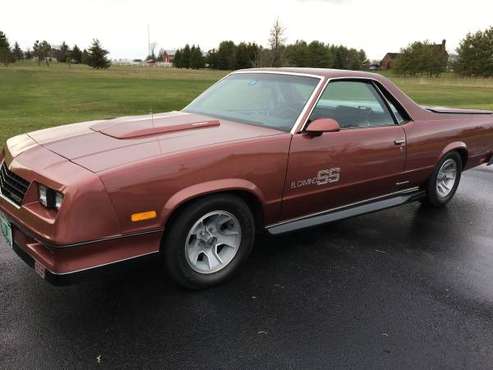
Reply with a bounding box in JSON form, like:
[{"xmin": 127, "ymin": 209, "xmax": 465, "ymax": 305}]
[{"xmin": 26, "ymin": 111, "xmax": 283, "ymax": 172}]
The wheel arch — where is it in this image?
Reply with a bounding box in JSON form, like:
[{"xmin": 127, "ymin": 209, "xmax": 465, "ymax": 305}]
[
  {"xmin": 439, "ymin": 142, "xmax": 468, "ymax": 169},
  {"xmin": 160, "ymin": 179, "xmax": 266, "ymax": 233}
]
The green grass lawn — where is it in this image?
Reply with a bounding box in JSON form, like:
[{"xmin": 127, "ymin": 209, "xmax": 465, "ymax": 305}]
[{"xmin": 1, "ymin": 63, "xmax": 492, "ymax": 145}]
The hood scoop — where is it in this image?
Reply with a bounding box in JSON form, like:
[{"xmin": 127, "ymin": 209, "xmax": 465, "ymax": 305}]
[{"xmin": 91, "ymin": 112, "xmax": 221, "ymax": 139}]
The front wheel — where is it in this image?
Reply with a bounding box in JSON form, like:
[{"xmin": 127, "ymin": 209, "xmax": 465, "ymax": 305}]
[
  {"xmin": 162, "ymin": 194, "xmax": 255, "ymax": 289},
  {"xmin": 423, "ymin": 152, "xmax": 462, "ymax": 208}
]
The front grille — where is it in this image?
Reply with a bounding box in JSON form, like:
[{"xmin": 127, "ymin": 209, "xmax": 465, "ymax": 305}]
[{"xmin": 0, "ymin": 162, "xmax": 30, "ymax": 206}]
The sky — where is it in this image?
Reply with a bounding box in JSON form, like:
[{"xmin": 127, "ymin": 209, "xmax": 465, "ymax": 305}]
[{"xmin": 1, "ymin": 0, "xmax": 492, "ymax": 61}]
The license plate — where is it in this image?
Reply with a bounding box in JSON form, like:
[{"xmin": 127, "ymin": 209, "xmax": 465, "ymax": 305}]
[{"xmin": 0, "ymin": 211, "xmax": 13, "ymax": 248}]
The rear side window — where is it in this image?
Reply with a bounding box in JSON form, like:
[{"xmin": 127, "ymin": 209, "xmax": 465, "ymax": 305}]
[
  {"xmin": 374, "ymin": 82, "xmax": 410, "ymax": 124},
  {"xmin": 310, "ymin": 81, "xmax": 395, "ymax": 129},
  {"xmin": 387, "ymin": 101, "xmax": 406, "ymax": 124}
]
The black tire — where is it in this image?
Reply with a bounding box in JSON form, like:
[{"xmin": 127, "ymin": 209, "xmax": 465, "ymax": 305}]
[
  {"xmin": 162, "ymin": 194, "xmax": 255, "ymax": 290},
  {"xmin": 422, "ymin": 151, "xmax": 462, "ymax": 208}
]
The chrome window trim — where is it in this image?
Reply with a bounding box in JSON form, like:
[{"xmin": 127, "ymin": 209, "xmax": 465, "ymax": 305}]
[
  {"xmin": 296, "ymin": 76, "xmax": 413, "ymax": 133},
  {"xmin": 231, "ymin": 70, "xmax": 325, "ymax": 80},
  {"xmin": 290, "ymin": 76, "xmax": 326, "ymax": 135}
]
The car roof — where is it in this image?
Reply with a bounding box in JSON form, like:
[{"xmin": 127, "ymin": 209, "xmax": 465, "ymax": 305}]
[{"xmin": 234, "ymin": 67, "xmax": 385, "ymax": 81}]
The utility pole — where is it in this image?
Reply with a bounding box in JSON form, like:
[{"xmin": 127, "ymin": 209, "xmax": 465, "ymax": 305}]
[{"xmin": 147, "ymin": 24, "xmax": 151, "ymax": 58}]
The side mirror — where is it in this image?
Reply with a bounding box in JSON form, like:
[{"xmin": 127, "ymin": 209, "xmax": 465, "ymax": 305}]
[{"xmin": 305, "ymin": 118, "xmax": 341, "ymax": 135}]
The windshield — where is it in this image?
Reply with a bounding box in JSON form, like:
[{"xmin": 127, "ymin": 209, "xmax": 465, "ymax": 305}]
[{"xmin": 184, "ymin": 73, "xmax": 320, "ymax": 132}]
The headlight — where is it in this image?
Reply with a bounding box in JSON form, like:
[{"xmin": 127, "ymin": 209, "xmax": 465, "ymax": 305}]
[{"xmin": 38, "ymin": 184, "xmax": 64, "ymax": 210}]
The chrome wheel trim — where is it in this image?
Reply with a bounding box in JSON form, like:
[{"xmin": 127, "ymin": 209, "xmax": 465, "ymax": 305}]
[
  {"xmin": 185, "ymin": 211, "xmax": 242, "ymax": 274},
  {"xmin": 436, "ymin": 159, "xmax": 458, "ymax": 199}
]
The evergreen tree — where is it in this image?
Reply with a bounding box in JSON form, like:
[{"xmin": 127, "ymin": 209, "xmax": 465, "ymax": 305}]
[
  {"xmin": 71, "ymin": 45, "xmax": 82, "ymax": 64},
  {"xmin": 12, "ymin": 42, "xmax": 24, "ymax": 61},
  {"xmin": 236, "ymin": 43, "xmax": 252, "ymax": 69},
  {"xmin": 246, "ymin": 43, "xmax": 261, "ymax": 67},
  {"xmin": 308, "ymin": 41, "xmax": 331, "ymax": 68},
  {"xmin": 182, "ymin": 44, "xmax": 191, "ymax": 69},
  {"xmin": 24, "ymin": 49, "xmax": 33, "ymax": 59},
  {"xmin": 33, "ymin": 40, "xmax": 51, "ymax": 65},
  {"xmin": 86, "ymin": 39, "xmax": 111, "ymax": 69},
  {"xmin": 285, "ymin": 41, "xmax": 310, "ymax": 67},
  {"xmin": 0, "ymin": 31, "xmax": 12, "ymax": 65},
  {"xmin": 173, "ymin": 49, "xmax": 183, "ymax": 68},
  {"xmin": 81, "ymin": 49, "xmax": 90, "ymax": 65},
  {"xmin": 190, "ymin": 45, "xmax": 205, "ymax": 69},
  {"xmin": 206, "ymin": 49, "xmax": 218, "ymax": 69},
  {"xmin": 56, "ymin": 42, "xmax": 70, "ymax": 63}
]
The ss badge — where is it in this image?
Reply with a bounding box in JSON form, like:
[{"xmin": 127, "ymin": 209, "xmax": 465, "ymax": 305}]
[{"xmin": 317, "ymin": 168, "xmax": 341, "ymax": 185}]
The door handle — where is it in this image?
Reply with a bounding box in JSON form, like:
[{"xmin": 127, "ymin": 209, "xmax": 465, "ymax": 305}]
[{"xmin": 394, "ymin": 139, "xmax": 405, "ymax": 145}]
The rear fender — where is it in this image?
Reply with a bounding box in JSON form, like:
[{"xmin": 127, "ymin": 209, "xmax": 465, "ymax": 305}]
[{"xmin": 439, "ymin": 142, "xmax": 468, "ymax": 165}]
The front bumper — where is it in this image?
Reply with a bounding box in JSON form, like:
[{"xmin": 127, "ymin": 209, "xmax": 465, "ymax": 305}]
[
  {"xmin": 3, "ymin": 213, "xmax": 162, "ymax": 285},
  {"xmin": 11, "ymin": 240, "xmax": 159, "ymax": 286}
]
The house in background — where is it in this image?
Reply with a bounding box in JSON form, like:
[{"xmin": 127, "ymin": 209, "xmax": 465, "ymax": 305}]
[
  {"xmin": 380, "ymin": 52, "xmax": 401, "ymax": 70},
  {"xmin": 381, "ymin": 40, "xmax": 448, "ymax": 70},
  {"xmin": 160, "ymin": 50, "xmax": 176, "ymax": 65}
]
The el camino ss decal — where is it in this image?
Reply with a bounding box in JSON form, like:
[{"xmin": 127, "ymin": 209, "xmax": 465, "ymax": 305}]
[{"xmin": 290, "ymin": 168, "xmax": 341, "ymax": 190}]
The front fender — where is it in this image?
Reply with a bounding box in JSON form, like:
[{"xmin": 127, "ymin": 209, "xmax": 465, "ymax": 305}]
[{"xmin": 160, "ymin": 178, "xmax": 266, "ymax": 226}]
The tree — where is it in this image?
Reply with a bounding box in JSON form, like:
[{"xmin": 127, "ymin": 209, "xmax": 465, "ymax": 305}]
[
  {"xmin": 269, "ymin": 19, "xmax": 286, "ymax": 67},
  {"xmin": 285, "ymin": 40, "xmax": 310, "ymax": 67},
  {"xmin": 0, "ymin": 31, "xmax": 12, "ymax": 66},
  {"xmin": 190, "ymin": 45, "xmax": 205, "ymax": 69},
  {"xmin": 206, "ymin": 49, "xmax": 218, "ymax": 69},
  {"xmin": 81, "ymin": 49, "xmax": 90, "ymax": 64},
  {"xmin": 181, "ymin": 44, "xmax": 191, "ymax": 68},
  {"xmin": 247, "ymin": 43, "xmax": 261, "ymax": 67},
  {"xmin": 455, "ymin": 27, "xmax": 493, "ymax": 77},
  {"xmin": 235, "ymin": 42, "xmax": 259, "ymax": 69},
  {"xmin": 216, "ymin": 41, "xmax": 236, "ymax": 70},
  {"xmin": 71, "ymin": 45, "xmax": 82, "ymax": 64},
  {"xmin": 12, "ymin": 42, "xmax": 23, "ymax": 61},
  {"xmin": 395, "ymin": 41, "xmax": 448, "ymax": 77},
  {"xmin": 173, "ymin": 49, "xmax": 183, "ymax": 68},
  {"xmin": 86, "ymin": 39, "xmax": 111, "ymax": 69},
  {"xmin": 33, "ymin": 40, "xmax": 51, "ymax": 65},
  {"xmin": 235, "ymin": 42, "xmax": 251, "ymax": 69},
  {"xmin": 308, "ymin": 41, "xmax": 332, "ymax": 68},
  {"xmin": 24, "ymin": 49, "xmax": 33, "ymax": 59},
  {"xmin": 55, "ymin": 42, "xmax": 70, "ymax": 63}
]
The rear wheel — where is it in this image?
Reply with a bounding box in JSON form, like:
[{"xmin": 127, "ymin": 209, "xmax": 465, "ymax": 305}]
[
  {"xmin": 423, "ymin": 152, "xmax": 462, "ymax": 208},
  {"xmin": 162, "ymin": 194, "xmax": 255, "ymax": 289}
]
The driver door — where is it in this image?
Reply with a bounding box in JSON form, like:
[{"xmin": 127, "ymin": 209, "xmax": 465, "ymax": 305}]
[{"xmin": 281, "ymin": 79, "xmax": 407, "ymax": 221}]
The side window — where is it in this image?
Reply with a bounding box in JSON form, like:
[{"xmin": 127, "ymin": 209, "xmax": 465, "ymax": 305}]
[
  {"xmin": 309, "ymin": 81, "xmax": 396, "ymax": 129},
  {"xmin": 374, "ymin": 83, "xmax": 410, "ymax": 125}
]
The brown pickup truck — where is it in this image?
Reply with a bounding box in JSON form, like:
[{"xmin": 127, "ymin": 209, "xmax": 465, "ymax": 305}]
[{"xmin": 1, "ymin": 68, "xmax": 492, "ymax": 289}]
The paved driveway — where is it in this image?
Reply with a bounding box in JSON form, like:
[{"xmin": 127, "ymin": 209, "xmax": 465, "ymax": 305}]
[{"xmin": 1, "ymin": 166, "xmax": 493, "ymax": 369}]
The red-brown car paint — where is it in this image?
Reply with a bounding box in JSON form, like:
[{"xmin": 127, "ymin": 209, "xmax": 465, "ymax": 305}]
[{"xmin": 1, "ymin": 68, "xmax": 493, "ymax": 277}]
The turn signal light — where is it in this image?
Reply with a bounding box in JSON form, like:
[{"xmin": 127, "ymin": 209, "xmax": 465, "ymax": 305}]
[{"xmin": 131, "ymin": 211, "xmax": 157, "ymax": 222}]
